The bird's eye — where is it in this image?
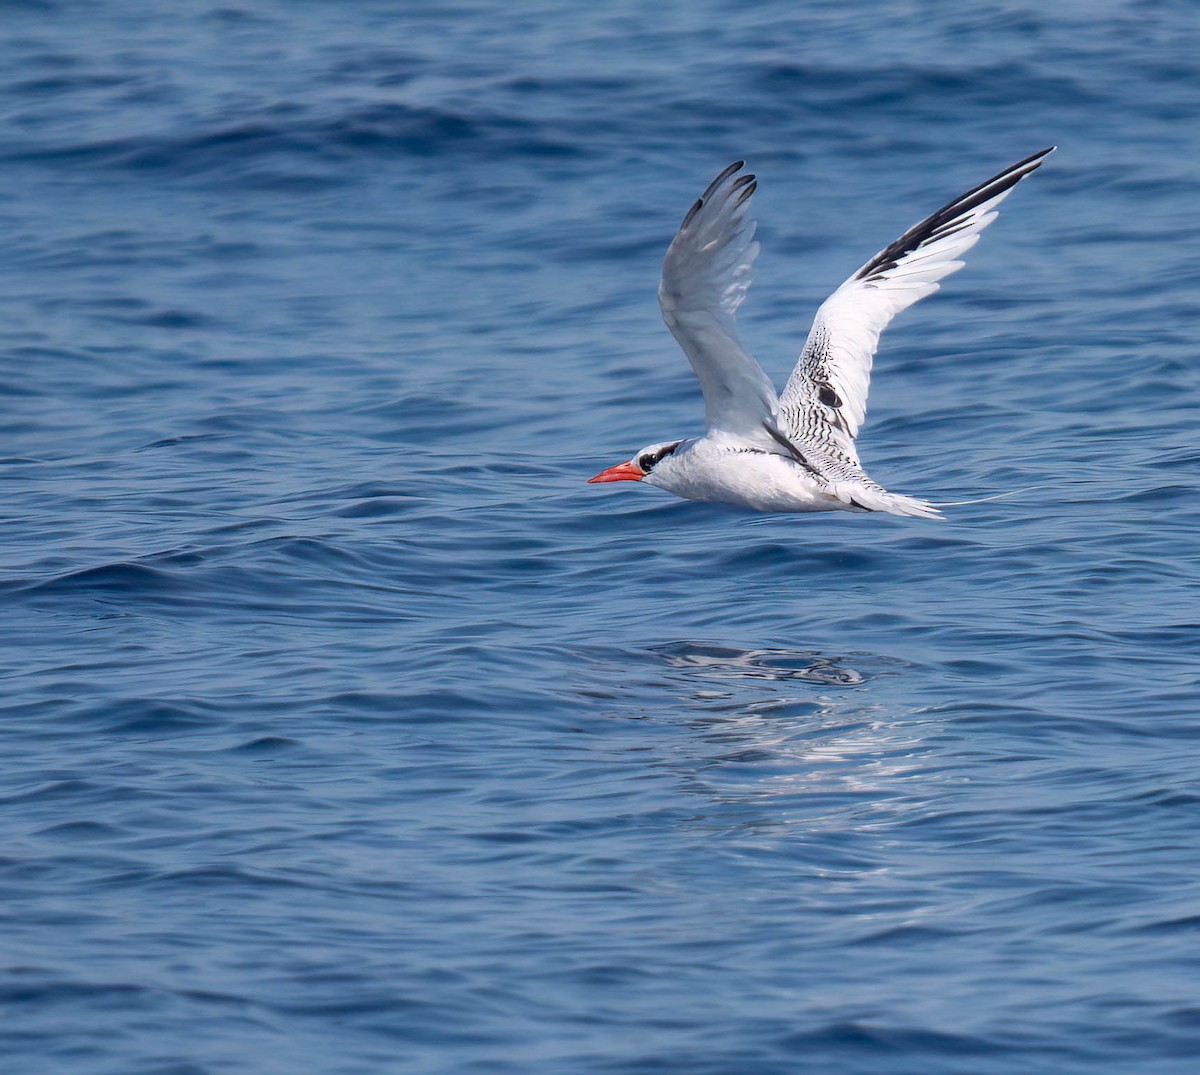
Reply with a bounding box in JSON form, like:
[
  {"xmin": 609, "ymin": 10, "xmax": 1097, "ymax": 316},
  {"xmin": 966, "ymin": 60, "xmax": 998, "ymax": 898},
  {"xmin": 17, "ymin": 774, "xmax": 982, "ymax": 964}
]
[{"xmin": 639, "ymin": 442, "xmax": 682, "ymax": 471}]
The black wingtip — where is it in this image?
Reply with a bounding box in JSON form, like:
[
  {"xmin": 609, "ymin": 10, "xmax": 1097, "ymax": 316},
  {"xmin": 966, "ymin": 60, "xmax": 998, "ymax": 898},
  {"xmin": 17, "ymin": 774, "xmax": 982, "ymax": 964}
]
[
  {"xmin": 1009, "ymin": 146, "xmax": 1056, "ymax": 173},
  {"xmin": 735, "ymin": 179, "xmax": 757, "ymax": 207},
  {"xmin": 701, "ymin": 160, "xmax": 747, "ymax": 201},
  {"xmin": 683, "ymin": 161, "xmax": 754, "ymax": 227},
  {"xmin": 854, "ymin": 148, "xmax": 1054, "ymax": 282},
  {"xmin": 730, "ymin": 172, "xmax": 754, "ymax": 190}
]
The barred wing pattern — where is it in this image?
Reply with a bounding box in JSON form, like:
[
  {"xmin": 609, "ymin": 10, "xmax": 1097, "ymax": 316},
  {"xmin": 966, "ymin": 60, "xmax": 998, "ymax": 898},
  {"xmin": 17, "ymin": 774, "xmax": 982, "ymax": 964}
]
[{"xmin": 777, "ymin": 148, "xmax": 1055, "ymax": 474}]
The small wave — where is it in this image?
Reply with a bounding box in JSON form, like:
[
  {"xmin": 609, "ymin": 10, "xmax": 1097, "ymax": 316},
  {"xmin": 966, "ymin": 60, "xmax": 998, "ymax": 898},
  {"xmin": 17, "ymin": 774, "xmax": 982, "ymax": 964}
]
[
  {"xmin": 3, "ymin": 101, "xmax": 585, "ymax": 186},
  {"xmin": 754, "ymin": 58, "xmax": 1103, "ymax": 112},
  {"xmin": 19, "ymin": 561, "xmax": 184, "ymax": 598}
]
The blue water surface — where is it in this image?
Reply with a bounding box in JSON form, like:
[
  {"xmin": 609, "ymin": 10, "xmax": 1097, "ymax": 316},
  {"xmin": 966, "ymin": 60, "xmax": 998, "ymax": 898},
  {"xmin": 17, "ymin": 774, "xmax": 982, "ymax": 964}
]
[{"xmin": 2, "ymin": 2, "xmax": 1199, "ymax": 1072}]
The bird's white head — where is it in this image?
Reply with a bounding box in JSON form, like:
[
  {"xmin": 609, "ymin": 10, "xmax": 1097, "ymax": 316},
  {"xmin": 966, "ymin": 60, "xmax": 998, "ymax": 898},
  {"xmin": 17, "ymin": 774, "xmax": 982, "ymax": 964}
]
[{"xmin": 588, "ymin": 440, "xmax": 684, "ymax": 487}]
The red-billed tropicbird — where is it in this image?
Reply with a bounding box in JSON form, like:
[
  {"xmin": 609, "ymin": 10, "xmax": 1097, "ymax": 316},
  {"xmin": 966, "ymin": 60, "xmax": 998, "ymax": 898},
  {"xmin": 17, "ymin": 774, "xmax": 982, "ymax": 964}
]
[{"xmin": 588, "ymin": 148, "xmax": 1054, "ymax": 517}]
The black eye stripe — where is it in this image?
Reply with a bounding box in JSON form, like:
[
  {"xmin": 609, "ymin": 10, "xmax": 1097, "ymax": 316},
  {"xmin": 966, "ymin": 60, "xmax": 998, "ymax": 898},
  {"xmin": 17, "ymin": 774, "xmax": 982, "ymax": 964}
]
[{"xmin": 639, "ymin": 441, "xmax": 683, "ymax": 471}]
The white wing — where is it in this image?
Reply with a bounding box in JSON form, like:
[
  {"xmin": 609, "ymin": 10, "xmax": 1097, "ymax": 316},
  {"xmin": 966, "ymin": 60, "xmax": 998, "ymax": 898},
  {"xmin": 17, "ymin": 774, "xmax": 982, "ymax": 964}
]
[
  {"xmin": 659, "ymin": 162, "xmax": 779, "ymax": 442},
  {"xmin": 777, "ymin": 147, "xmax": 1055, "ymax": 462}
]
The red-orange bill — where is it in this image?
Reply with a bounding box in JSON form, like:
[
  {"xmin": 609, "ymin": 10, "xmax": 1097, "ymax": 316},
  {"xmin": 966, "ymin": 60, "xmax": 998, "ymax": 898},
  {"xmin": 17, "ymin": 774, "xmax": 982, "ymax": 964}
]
[{"xmin": 587, "ymin": 460, "xmax": 646, "ymax": 484}]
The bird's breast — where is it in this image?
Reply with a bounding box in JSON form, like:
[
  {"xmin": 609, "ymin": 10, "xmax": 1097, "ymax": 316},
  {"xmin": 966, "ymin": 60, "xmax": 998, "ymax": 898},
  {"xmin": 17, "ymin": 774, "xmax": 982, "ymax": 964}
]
[{"xmin": 652, "ymin": 444, "xmax": 840, "ymax": 513}]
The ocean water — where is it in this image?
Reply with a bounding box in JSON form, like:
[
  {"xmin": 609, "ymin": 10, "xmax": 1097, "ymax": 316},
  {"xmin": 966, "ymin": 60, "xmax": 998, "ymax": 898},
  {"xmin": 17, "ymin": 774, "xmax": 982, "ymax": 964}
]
[{"xmin": 2, "ymin": 2, "xmax": 1198, "ymax": 1072}]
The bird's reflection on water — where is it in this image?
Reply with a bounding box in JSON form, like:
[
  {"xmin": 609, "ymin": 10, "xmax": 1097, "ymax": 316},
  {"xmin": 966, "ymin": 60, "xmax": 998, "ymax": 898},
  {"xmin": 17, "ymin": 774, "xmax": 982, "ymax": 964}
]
[
  {"xmin": 639, "ymin": 641, "xmax": 931, "ymax": 832},
  {"xmin": 653, "ymin": 640, "xmax": 878, "ymax": 687}
]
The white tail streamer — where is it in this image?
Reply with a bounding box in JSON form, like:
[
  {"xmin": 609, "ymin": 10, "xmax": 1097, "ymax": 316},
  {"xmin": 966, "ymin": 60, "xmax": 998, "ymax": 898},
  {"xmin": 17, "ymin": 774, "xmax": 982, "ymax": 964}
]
[{"xmin": 929, "ymin": 485, "xmax": 1050, "ymax": 507}]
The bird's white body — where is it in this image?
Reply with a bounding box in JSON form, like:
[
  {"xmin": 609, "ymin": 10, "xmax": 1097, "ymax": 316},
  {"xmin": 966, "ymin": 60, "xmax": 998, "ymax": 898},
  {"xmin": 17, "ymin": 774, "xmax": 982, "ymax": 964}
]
[
  {"xmin": 589, "ymin": 149, "xmax": 1054, "ymax": 518},
  {"xmin": 646, "ymin": 437, "xmax": 858, "ymax": 513}
]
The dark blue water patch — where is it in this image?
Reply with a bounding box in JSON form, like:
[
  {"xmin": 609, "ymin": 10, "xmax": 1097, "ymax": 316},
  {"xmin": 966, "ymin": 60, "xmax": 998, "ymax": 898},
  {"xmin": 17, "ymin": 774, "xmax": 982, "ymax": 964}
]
[
  {"xmin": 17, "ymin": 561, "xmax": 185, "ymax": 597},
  {"xmin": 76, "ymin": 700, "xmax": 220, "ymax": 738},
  {"xmin": 332, "ymin": 494, "xmax": 420, "ymax": 519},
  {"xmin": 754, "ymin": 58, "xmax": 1104, "ymax": 113},
  {"xmin": 0, "ymin": 100, "xmax": 589, "ymax": 190},
  {"xmin": 223, "ymin": 735, "xmax": 300, "ymax": 754}
]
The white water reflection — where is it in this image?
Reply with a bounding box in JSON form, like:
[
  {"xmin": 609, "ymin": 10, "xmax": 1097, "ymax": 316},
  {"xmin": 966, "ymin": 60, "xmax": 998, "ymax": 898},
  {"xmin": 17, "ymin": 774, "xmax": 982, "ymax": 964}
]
[
  {"xmin": 642, "ymin": 641, "xmax": 936, "ymax": 831},
  {"xmin": 654, "ymin": 640, "xmax": 887, "ymax": 686}
]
